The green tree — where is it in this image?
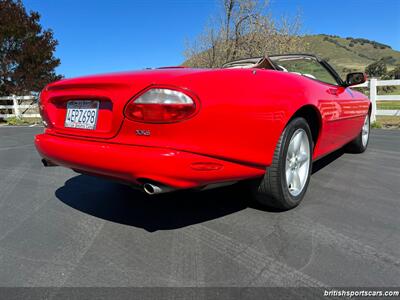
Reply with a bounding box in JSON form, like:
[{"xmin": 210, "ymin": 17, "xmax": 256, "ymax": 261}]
[
  {"xmin": 0, "ymin": 0, "xmax": 61, "ymax": 96},
  {"xmin": 365, "ymin": 60, "xmax": 387, "ymax": 78}
]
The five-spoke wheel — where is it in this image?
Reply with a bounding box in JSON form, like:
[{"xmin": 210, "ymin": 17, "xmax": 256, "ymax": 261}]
[
  {"xmin": 285, "ymin": 129, "xmax": 311, "ymax": 197},
  {"xmin": 253, "ymin": 117, "xmax": 313, "ymax": 210}
]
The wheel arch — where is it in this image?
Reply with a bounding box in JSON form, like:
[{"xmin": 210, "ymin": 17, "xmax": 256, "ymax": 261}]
[{"xmin": 288, "ymin": 105, "xmax": 322, "ymax": 147}]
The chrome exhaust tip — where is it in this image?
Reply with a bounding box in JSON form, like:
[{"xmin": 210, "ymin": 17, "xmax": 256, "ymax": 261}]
[
  {"xmin": 143, "ymin": 183, "xmax": 163, "ymax": 195},
  {"xmin": 143, "ymin": 183, "xmax": 177, "ymax": 195}
]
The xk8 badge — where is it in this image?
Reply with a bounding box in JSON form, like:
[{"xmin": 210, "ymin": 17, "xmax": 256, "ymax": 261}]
[{"xmin": 135, "ymin": 129, "xmax": 151, "ymax": 136}]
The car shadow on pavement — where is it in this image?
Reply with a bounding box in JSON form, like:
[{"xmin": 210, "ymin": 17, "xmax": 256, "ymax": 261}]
[
  {"xmin": 55, "ymin": 149, "xmax": 345, "ymax": 232},
  {"xmin": 56, "ymin": 175, "xmax": 253, "ymax": 232}
]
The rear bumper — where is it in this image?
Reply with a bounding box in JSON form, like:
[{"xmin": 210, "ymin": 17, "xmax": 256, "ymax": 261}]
[{"xmin": 34, "ymin": 134, "xmax": 264, "ymax": 189}]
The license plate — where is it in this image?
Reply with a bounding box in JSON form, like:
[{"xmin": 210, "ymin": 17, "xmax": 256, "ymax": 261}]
[{"xmin": 65, "ymin": 100, "xmax": 99, "ymax": 130}]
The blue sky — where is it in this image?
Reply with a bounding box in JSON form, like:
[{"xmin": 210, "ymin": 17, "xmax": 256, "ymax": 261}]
[{"xmin": 24, "ymin": 0, "xmax": 400, "ymax": 78}]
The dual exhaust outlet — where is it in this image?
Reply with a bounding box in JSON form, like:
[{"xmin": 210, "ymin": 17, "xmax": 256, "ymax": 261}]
[
  {"xmin": 142, "ymin": 183, "xmax": 175, "ymax": 195},
  {"xmin": 41, "ymin": 158, "xmax": 233, "ymax": 195},
  {"xmin": 142, "ymin": 181, "xmax": 237, "ymax": 195}
]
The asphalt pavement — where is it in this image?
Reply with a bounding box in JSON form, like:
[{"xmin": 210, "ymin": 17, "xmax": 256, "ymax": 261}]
[{"xmin": 0, "ymin": 127, "xmax": 399, "ymax": 291}]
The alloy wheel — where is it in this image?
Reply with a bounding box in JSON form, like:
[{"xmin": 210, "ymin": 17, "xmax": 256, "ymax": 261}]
[
  {"xmin": 362, "ymin": 115, "xmax": 370, "ymax": 147},
  {"xmin": 285, "ymin": 129, "xmax": 311, "ymax": 197}
]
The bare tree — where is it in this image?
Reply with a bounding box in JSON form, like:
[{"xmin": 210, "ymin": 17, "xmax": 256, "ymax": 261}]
[{"xmin": 183, "ymin": 0, "xmax": 306, "ymax": 68}]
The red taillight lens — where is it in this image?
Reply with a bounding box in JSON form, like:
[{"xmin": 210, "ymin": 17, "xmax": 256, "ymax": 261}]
[{"xmin": 125, "ymin": 88, "xmax": 197, "ymax": 123}]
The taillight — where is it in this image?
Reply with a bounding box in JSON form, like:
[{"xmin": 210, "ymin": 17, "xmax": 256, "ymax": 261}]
[{"xmin": 125, "ymin": 88, "xmax": 197, "ymax": 123}]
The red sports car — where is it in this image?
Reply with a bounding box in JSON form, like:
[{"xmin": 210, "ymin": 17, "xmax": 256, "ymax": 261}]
[{"xmin": 35, "ymin": 54, "xmax": 371, "ymax": 210}]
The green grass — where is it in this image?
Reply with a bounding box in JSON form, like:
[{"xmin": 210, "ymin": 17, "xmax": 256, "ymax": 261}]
[
  {"xmin": 377, "ymin": 101, "xmax": 400, "ymax": 110},
  {"xmin": 371, "ymin": 121, "xmax": 383, "ymax": 129},
  {"xmin": 4, "ymin": 116, "xmax": 41, "ymax": 126}
]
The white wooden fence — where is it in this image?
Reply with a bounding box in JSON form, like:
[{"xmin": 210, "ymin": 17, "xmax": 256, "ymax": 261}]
[
  {"xmin": 354, "ymin": 78, "xmax": 400, "ymax": 122},
  {"xmin": 0, "ymin": 95, "xmax": 40, "ymax": 119},
  {"xmin": 0, "ymin": 79, "xmax": 399, "ymax": 122}
]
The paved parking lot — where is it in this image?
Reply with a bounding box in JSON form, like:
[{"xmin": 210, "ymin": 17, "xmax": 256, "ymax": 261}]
[{"xmin": 0, "ymin": 127, "xmax": 399, "ymax": 288}]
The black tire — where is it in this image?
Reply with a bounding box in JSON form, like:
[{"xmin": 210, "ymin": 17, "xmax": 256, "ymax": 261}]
[
  {"xmin": 252, "ymin": 117, "xmax": 313, "ymax": 210},
  {"xmin": 345, "ymin": 114, "xmax": 370, "ymax": 153}
]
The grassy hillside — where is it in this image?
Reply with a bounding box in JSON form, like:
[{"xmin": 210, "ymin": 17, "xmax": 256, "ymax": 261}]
[
  {"xmin": 183, "ymin": 34, "xmax": 400, "ymax": 79},
  {"xmin": 303, "ymin": 34, "xmax": 400, "ymax": 77}
]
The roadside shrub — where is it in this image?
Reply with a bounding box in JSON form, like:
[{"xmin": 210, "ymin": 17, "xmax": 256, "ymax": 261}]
[
  {"xmin": 371, "ymin": 121, "xmax": 382, "ymax": 129},
  {"xmin": 6, "ymin": 116, "xmax": 29, "ymax": 125}
]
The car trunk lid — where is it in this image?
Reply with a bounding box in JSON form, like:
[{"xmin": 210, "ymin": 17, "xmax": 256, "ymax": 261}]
[{"xmin": 41, "ymin": 69, "xmax": 208, "ymax": 139}]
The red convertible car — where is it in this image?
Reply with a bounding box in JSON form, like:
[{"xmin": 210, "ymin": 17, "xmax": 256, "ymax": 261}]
[{"xmin": 35, "ymin": 54, "xmax": 371, "ymax": 210}]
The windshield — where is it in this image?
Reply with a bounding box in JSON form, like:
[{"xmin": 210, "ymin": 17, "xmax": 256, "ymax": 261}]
[
  {"xmin": 270, "ymin": 55, "xmax": 339, "ymax": 85},
  {"xmin": 222, "ymin": 57, "xmax": 263, "ymax": 68}
]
